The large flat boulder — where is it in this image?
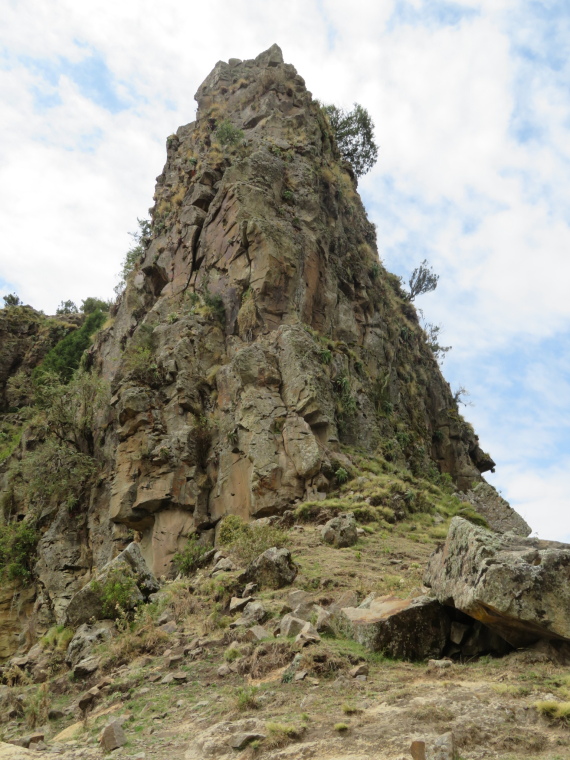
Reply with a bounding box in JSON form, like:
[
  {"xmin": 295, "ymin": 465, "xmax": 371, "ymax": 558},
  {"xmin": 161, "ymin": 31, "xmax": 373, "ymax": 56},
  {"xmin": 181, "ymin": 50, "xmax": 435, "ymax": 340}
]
[
  {"xmin": 336, "ymin": 594, "xmax": 450, "ymax": 660},
  {"xmin": 64, "ymin": 542, "xmax": 159, "ymax": 627},
  {"xmin": 425, "ymin": 517, "xmax": 570, "ymax": 647}
]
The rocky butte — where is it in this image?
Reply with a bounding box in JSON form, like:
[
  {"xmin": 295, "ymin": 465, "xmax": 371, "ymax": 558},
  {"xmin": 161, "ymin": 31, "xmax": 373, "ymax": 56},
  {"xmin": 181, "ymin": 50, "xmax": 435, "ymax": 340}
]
[{"xmin": 1, "ymin": 45, "xmax": 569, "ymax": 760}]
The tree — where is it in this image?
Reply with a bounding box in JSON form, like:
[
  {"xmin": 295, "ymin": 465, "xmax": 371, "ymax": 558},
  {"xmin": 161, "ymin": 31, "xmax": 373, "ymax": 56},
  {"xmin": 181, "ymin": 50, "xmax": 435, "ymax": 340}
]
[
  {"xmin": 81, "ymin": 297, "xmax": 111, "ymax": 314},
  {"xmin": 407, "ymin": 259, "xmax": 439, "ymax": 301},
  {"xmin": 115, "ymin": 218, "xmax": 152, "ymax": 294},
  {"xmin": 56, "ymin": 300, "xmax": 78, "ymax": 315},
  {"xmin": 323, "ymin": 103, "xmax": 379, "ymax": 178},
  {"xmin": 3, "ymin": 293, "xmax": 21, "ymax": 307}
]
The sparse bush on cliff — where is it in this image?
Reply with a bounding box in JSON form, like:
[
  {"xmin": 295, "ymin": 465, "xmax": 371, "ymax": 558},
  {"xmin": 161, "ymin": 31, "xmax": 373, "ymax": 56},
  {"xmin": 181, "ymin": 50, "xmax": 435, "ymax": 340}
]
[
  {"xmin": 16, "ymin": 439, "xmax": 97, "ymax": 514},
  {"xmin": 116, "ymin": 217, "xmax": 152, "ymax": 294},
  {"xmin": 0, "ymin": 520, "xmax": 39, "ymax": 583},
  {"xmin": 34, "ymin": 369, "xmax": 109, "ymax": 456},
  {"xmin": 3, "ymin": 293, "xmax": 21, "ymax": 307},
  {"xmin": 90, "ymin": 567, "xmax": 139, "ymax": 618},
  {"xmin": 215, "ymin": 119, "xmax": 244, "ymax": 147}
]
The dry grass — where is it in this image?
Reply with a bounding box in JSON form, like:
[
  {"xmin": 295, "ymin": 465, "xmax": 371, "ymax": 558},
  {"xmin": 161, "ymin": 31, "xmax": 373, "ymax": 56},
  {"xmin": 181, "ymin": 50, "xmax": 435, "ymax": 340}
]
[
  {"xmin": 24, "ymin": 683, "xmax": 51, "ymax": 728},
  {"xmin": 535, "ymin": 700, "xmax": 570, "ymax": 724},
  {"xmin": 264, "ymin": 722, "xmax": 301, "ymax": 749},
  {"xmin": 101, "ymin": 607, "xmax": 169, "ymax": 668},
  {"xmin": 238, "ymin": 641, "xmax": 295, "ymax": 679}
]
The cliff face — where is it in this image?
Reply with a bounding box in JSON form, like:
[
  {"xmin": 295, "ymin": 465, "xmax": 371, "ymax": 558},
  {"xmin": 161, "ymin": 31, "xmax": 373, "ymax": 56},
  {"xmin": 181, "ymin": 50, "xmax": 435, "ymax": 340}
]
[
  {"xmin": 90, "ymin": 44, "xmax": 494, "ymax": 574},
  {"xmin": 0, "ymin": 45, "xmax": 505, "ymax": 657}
]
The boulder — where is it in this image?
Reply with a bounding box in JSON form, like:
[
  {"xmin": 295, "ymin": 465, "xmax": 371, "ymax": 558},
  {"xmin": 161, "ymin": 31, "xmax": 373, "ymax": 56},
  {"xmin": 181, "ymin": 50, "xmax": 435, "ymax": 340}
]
[
  {"xmin": 73, "ymin": 656, "xmax": 101, "ymax": 678},
  {"xmin": 295, "ymin": 622, "xmax": 320, "ymax": 646},
  {"xmin": 321, "ymin": 513, "xmax": 358, "ymax": 548},
  {"xmin": 64, "ymin": 543, "xmax": 159, "ymax": 627},
  {"xmin": 279, "ymin": 614, "xmax": 306, "ymax": 638},
  {"xmin": 244, "ymin": 625, "xmax": 272, "ymax": 642},
  {"xmin": 240, "ymin": 547, "xmax": 297, "ymax": 589},
  {"xmin": 211, "ymin": 557, "xmax": 237, "ymax": 575},
  {"xmin": 336, "ymin": 595, "xmax": 450, "ymax": 660},
  {"xmin": 425, "ymin": 517, "xmax": 570, "ymax": 647},
  {"xmin": 230, "ymin": 601, "xmax": 267, "ymax": 628},
  {"xmin": 100, "ymin": 720, "xmax": 127, "ymax": 752},
  {"xmin": 65, "ymin": 621, "xmax": 116, "ymax": 668},
  {"xmin": 314, "ymin": 605, "xmax": 334, "ymax": 634}
]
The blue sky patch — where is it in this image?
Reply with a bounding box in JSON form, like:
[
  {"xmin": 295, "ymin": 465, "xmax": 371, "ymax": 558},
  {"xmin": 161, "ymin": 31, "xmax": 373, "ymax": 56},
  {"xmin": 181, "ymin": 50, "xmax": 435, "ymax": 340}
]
[
  {"xmin": 21, "ymin": 49, "xmax": 131, "ymax": 114},
  {"xmin": 388, "ymin": 0, "xmax": 479, "ymax": 30}
]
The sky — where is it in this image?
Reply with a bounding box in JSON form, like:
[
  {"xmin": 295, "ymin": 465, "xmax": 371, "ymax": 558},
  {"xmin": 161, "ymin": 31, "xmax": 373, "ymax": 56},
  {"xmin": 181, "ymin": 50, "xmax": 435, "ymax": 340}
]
[{"xmin": 1, "ymin": 0, "xmax": 569, "ymax": 541}]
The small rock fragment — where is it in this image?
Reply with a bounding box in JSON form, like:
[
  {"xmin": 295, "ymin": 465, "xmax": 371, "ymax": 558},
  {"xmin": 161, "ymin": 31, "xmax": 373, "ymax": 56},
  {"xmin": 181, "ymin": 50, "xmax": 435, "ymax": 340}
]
[
  {"xmin": 349, "ymin": 663, "xmax": 369, "ymax": 678},
  {"xmin": 229, "ymin": 732, "xmax": 266, "ymax": 750}
]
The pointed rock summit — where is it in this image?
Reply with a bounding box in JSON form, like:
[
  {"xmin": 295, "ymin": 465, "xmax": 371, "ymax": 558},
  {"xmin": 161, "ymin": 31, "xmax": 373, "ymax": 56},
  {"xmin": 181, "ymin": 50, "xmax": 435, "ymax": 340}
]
[{"xmin": 86, "ymin": 45, "xmax": 508, "ymax": 575}]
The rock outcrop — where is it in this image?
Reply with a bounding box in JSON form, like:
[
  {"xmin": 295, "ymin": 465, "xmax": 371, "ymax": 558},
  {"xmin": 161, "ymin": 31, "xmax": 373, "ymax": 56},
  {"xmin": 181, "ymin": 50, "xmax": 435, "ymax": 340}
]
[
  {"xmin": 425, "ymin": 517, "xmax": 570, "ymax": 647},
  {"xmin": 87, "ymin": 42, "xmax": 495, "ymax": 575},
  {"xmin": 0, "ymin": 44, "xmax": 519, "ymax": 657}
]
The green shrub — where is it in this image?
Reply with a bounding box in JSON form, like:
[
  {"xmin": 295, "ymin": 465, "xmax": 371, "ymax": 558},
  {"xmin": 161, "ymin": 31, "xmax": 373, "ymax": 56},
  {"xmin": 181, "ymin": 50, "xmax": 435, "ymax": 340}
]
[
  {"xmin": 234, "ymin": 686, "xmax": 260, "ymax": 711},
  {"xmin": 173, "ymin": 534, "xmax": 210, "ymax": 576},
  {"xmin": 56, "ymin": 300, "xmax": 78, "ymax": 315},
  {"xmin": 124, "ymin": 345, "xmax": 164, "ymax": 388},
  {"xmin": 335, "ymin": 467, "xmax": 349, "ymax": 484},
  {"xmin": 0, "ymin": 424, "xmax": 22, "ymax": 464},
  {"xmin": 40, "ymin": 625, "xmax": 74, "ymax": 652},
  {"xmin": 203, "ymin": 290, "xmax": 225, "ymax": 322},
  {"xmin": 81, "ymin": 297, "xmax": 111, "ymax": 314},
  {"xmin": 215, "ymin": 119, "xmax": 244, "ymax": 147},
  {"xmin": 36, "ymin": 310, "xmax": 106, "ymax": 383},
  {"xmin": 91, "ymin": 568, "xmax": 138, "ymax": 618},
  {"xmin": 0, "ymin": 520, "xmax": 39, "ymax": 583},
  {"xmin": 217, "ymin": 515, "xmax": 289, "ymax": 565},
  {"xmin": 3, "ymin": 293, "xmax": 21, "ymax": 307}
]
